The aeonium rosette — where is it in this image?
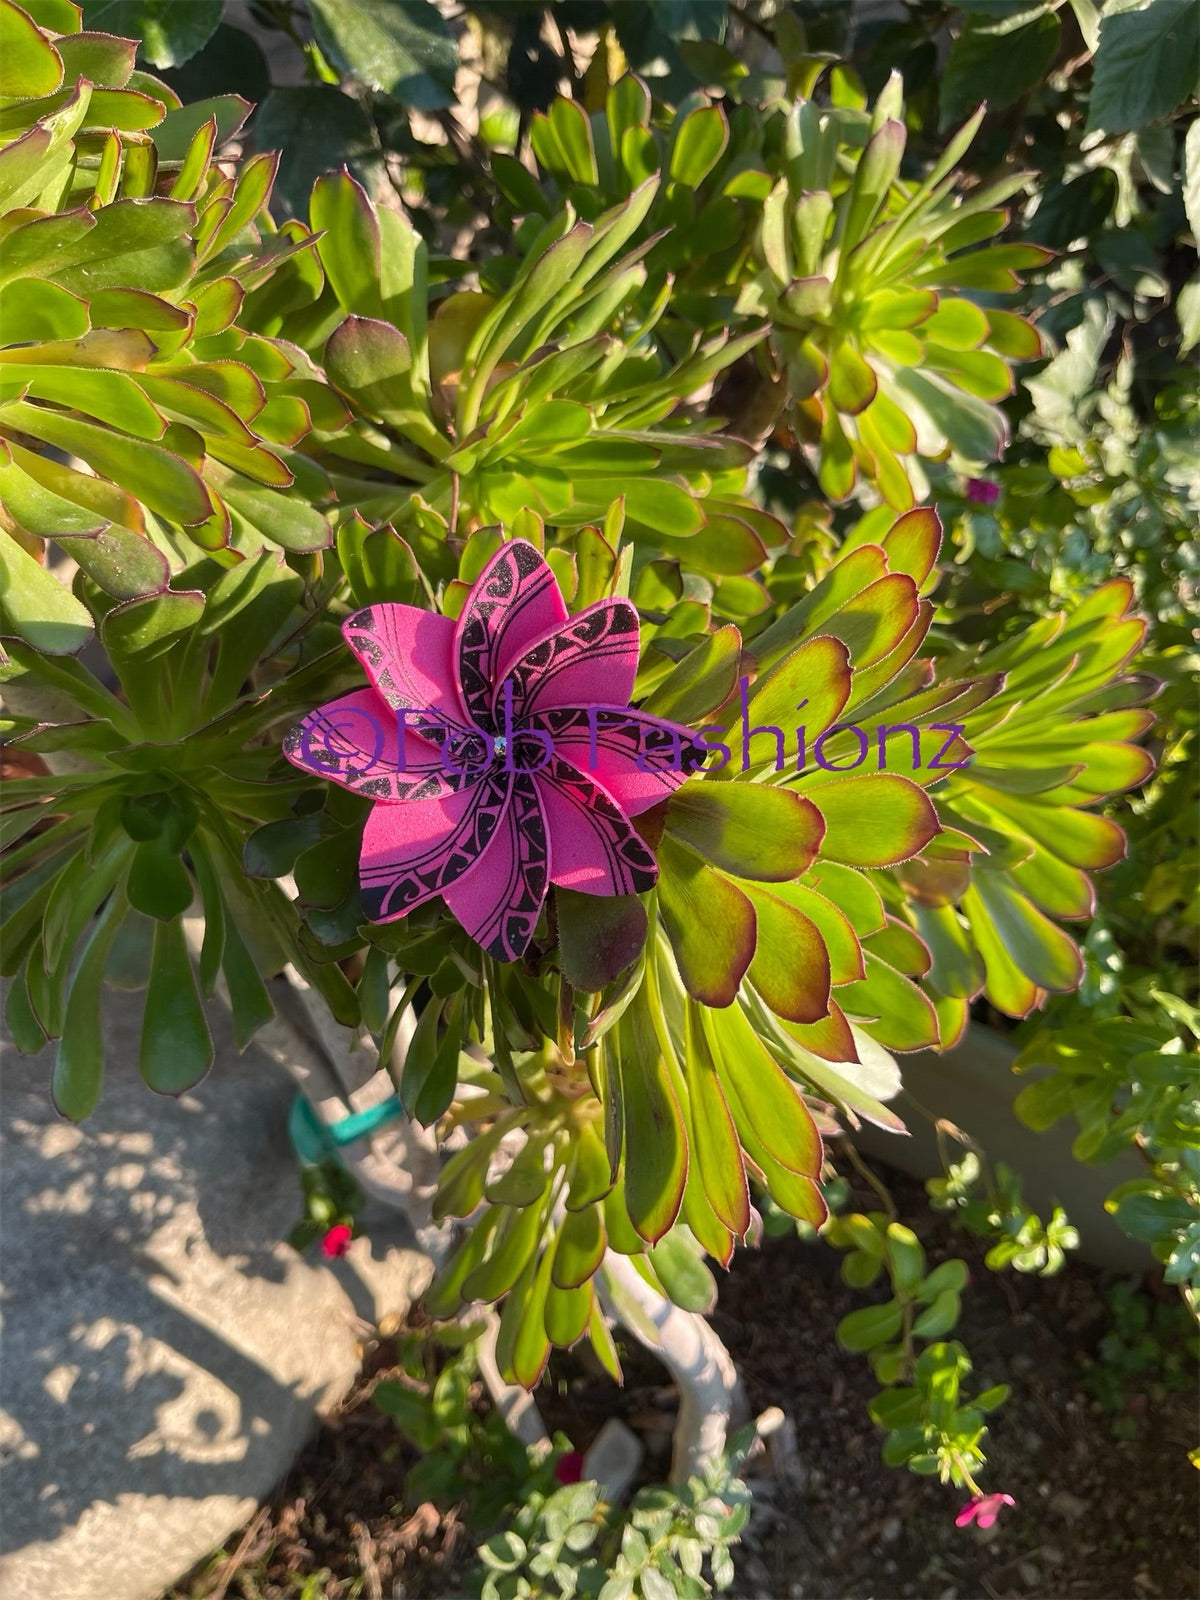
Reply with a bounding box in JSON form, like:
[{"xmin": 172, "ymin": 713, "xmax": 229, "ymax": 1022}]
[{"xmin": 283, "ymin": 539, "xmax": 703, "ymax": 958}]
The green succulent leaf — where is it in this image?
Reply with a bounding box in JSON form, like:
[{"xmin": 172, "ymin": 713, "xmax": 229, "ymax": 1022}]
[
  {"xmin": 656, "ymin": 834, "xmax": 756, "ymax": 1007},
  {"xmin": 666, "ymin": 784, "xmax": 824, "ymax": 882},
  {"xmin": 139, "ymin": 912, "xmax": 212, "ymax": 1094},
  {"xmin": 805, "ymin": 773, "xmax": 940, "ymax": 868},
  {"xmin": 0, "ymin": 533, "xmax": 94, "ymax": 654}
]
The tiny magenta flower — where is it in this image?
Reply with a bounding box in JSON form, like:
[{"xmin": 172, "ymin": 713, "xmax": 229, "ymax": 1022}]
[
  {"xmin": 285, "ymin": 539, "xmax": 700, "ymax": 961},
  {"xmin": 965, "ymin": 477, "xmax": 1001, "ymax": 506},
  {"xmin": 322, "ymin": 1224, "xmax": 353, "ymax": 1258},
  {"xmin": 554, "ymin": 1450, "xmax": 585, "ymax": 1485},
  {"xmin": 955, "ymin": 1492, "xmax": 1015, "ymax": 1529}
]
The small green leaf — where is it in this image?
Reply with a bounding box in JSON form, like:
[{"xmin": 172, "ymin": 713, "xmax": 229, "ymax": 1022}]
[
  {"xmin": 556, "ymin": 887, "xmax": 647, "ymax": 992},
  {"xmin": 140, "ymin": 914, "xmax": 213, "ymax": 1094},
  {"xmin": 7, "ymin": 956, "xmax": 48, "ymax": 1055},
  {"xmin": 128, "ymin": 840, "xmax": 193, "ymax": 921},
  {"xmin": 669, "ymin": 104, "xmax": 729, "ymax": 187},
  {"xmin": 311, "ymin": 169, "xmax": 384, "ymax": 318},
  {"xmin": 912, "ymin": 1288, "xmax": 961, "ymax": 1339},
  {"xmin": 884, "ymin": 1223, "xmax": 926, "ymax": 1296},
  {"xmin": 646, "ymin": 1231, "xmax": 717, "ymax": 1313},
  {"xmin": 837, "ymin": 1300, "xmax": 903, "ymax": 1352},
  {"xmin": 617, "ymin": 1006, "xmax": 687, "ymax": 1244},
  {"xmin": 642, "ymin": 625, "xmax": 741, "ymax": 725},
  {"xmin": 0, "ymin": 0, "xmax": 64, "ymax": 97},
  {"xmin": 940, "ymin": 11, "xmax": 1061, "ymax": 129},
  {"xmin": 221, "ymin": 912, "xmax": 274, "ymax": 1051},
  {"xmin": 552, "ymin": 1203, "xmax": 606, "ymax": 1289},
  {"xmin": 807, "ymin": 773, "xmax": 940, "ymax": 868}
]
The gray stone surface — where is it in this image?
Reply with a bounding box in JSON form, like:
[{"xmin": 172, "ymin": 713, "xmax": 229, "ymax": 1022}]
[{"xmin": 0, "ymin": 987, "xmax": 431, "ymax": 1600}]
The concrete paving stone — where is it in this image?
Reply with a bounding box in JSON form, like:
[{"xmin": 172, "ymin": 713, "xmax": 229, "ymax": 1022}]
[{"xmin": 0, "ymin": 983, "xmax": 431, "ymax": 1600}]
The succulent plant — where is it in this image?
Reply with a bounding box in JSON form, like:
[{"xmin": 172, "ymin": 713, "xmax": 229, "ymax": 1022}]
[
  {"xmin": 500, "ymin": 76, "xmax": 773, "ymax": 333},
  {"xmin": 320, "ymin": 508, "xmax": 1155, "ymax": 1383},
  {"xmin": 0, "ymin": 548, "xmax": 363, "ymax": 1118},
  {"xmin": 740, "ymin": 80, "xmax": 1051, "ymax": 508},
  {"xmin": 492, "ymin": 71, "xmax": 1050, "ymax": 509},
  {"xmin": 0, "ymin": 0, "xmax": 340, "ymax": 648},
  {"xmin": 258, "ymin": 166, "xmax": 780, "ymax": 605},
  {"xmin": 0, "ymin": 17, "xmax": 1158, "ymax": 1397}
]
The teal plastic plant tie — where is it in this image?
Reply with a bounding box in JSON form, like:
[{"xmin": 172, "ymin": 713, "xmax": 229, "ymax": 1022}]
[{"xmin": 288, "ymin": 1091, "xmax": 405, "ymax": 1168}]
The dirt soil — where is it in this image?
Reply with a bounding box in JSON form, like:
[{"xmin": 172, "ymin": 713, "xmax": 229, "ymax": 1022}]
[{"xmin": 167, "ymin": 1165, "xmax": 1199, "ymax": 1600}]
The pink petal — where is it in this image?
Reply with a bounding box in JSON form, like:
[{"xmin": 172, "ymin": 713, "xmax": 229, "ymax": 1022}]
[
  {"xmin": 443, "ymin": 774, "xmax": 549, "ymax": 960},
  {"xmin": 321, "ymin": 1224, "xmax": 353, "ymax": 1257},
  {"xmin": 535, "ymin": 757, "xmax": 658, "ymax": 896},
  {"xmin": 532, "ymin": 706, "xmax": 704, "ymax": 815},
  {"xmin": 955, "ymin": 1503, "xmax": 980, "ymax": 1528},
  {"xmin": 455, "ymin": 540, "xmax": 567, "ymax": 728},
  {"xmin": 975, "ymin": 1494, "xmax": 1015, "ymax": 1528},
  {"xmin": 359, "ymin": 774, "xmax": 513, "ymax": 923},
  {"xmin": 494, "ymin": 598, "xmax": 639, "ymax": 720},
  {"xmin": 343, "ymin": 604, "xmax": 471, "ymax": 726},
  {"xmin": 284, "ymin": 689, "xmax": 484, "ymax": 802}
]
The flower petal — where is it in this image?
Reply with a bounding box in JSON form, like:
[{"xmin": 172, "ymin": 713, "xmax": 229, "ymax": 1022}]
[
  {"xmin": 359, "ymin": 773, "xmax": 513, "ymax": 922},
  {"xmin": 284, "ymin": 689, "xmax": 484, "ymax": 801},
  {"xmin": 443, "ymin": 773, "xmax": 550, "ymax": 960},
  {"xmin": 532, "ymin": 706, "xmax": 705, "ymax": 816},
  {"xmin": 536, "ymin": 756, "xmax": 659, "ymax": 896},
  {"xmin": 455, "ymin": 539, "xmax": 567, "ymax": 729},
  {"xmin": 496, "ymin": 597, "xmax": 640, "ymax": 720},
  {"xmin": 343, "ymin": 603, "xmax": 471, "ymax": 726}
]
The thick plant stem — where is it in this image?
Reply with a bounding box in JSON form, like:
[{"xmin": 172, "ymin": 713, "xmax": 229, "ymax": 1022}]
[
  {"xmin": 597, "ymin": 1250, "xmax": 745, "ymax": 1481},
  {"xmin": 273, "ymin": 972, "xmax": 550, "ymax": 1441},
  {"xmin": 273, "ymin": 973, "xmax": 745, "ymax": 1482}
]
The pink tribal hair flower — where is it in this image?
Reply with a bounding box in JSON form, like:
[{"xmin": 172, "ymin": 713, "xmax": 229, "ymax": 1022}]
[
  {"xmin": 284, "ymin": 539, "xmax": 701, "ymax": 962},
  {"xmin": 955, "ymin": 1492, "xmax": 1015, "ymax": 1529}
]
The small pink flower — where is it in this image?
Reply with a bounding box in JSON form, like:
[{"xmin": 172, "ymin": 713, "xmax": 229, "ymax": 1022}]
[
  {"xmin": 965, "ymin": 477, "xmax": 1001, "ymax": 506},
  {"xmin": 955, "ymin": 1492, "xmax": 1015, "ymax": 1529},
  {"xmin": 285, "ymin": 539, "xmax": 699, "ymax": 961},
  {"xmin": 322, "ymin": 1224, "xmax": 353, "ymax": 1258},
  {"xmin": 554, "ymin": 1451, "xmax": 585, "ymax": 1485}
]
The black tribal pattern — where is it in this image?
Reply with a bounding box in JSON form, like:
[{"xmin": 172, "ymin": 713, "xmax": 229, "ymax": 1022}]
[
  {"xmin": 537, "ymin": 755, "xmax": 659, "ymax": 894},
  {"xmin": 456, "ymin": 541, "xmax": 561, "ymax": 731},
  {"xmin": 500, "ymin": 599, "xmax": 640, "ymax": 720},
  {"xmin": 453, "ymin": 774, "xmax": 550, "ymax": 961},
  {"xmin": 535, "ymin": 706, "xmax": 709, "ymax": 788},
  {"xmin": 283, "ymin": 704, "xmax": 465, "ymax": 803},
  {"xmin": 359, "ymin": 772, "xmax": 513, "ymax": 922}
]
